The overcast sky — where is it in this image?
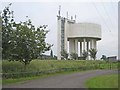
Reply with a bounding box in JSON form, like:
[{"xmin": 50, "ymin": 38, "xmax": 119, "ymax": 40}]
[{"xmin": 1, "ymin": 0, "xmax": 118, "ymax": 59}]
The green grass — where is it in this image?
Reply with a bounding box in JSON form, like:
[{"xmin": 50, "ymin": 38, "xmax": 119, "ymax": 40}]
[
  {"xmin": 3, "ymin": 69, "xmax": 86, "ymax": 85},
  {"xmin": 3, "ymin": 73, "xmax": 56, "ymax": 85},
  {"xmin": 86, "ymin": 74, "xmax": 118, "ymax": 88},
  {"xmin": 2, "ymin": 60, "xmax": 119, "ymax": 85},
  {"xmin": 2, "ymin": 60, "xmax": 118, "ymax": 73}
]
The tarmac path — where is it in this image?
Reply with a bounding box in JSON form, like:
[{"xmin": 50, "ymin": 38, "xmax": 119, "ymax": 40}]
[{"xmin": 3, "ymin": 70, "xmax": 118, "ymax": 88}]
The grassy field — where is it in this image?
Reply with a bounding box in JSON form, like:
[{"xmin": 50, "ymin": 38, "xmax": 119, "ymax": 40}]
[
  {"xmin": 2, "ymin": 60, "xmax": 118, "ymax": 84},
  {"xmin": 86, "ymin": 74, "xmax": 118, "ymax": 88},
  {"xmin": 3, "ymin": 69, "xmax": 87, "ymax": 85},
  {"xmin": 2, "ymin": 60, "xmax": 118, "ymax": 73}
]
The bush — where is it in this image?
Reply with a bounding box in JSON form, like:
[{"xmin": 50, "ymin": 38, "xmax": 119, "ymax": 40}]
[{"xmin": 70, "ymin": 52, "xmax": 78, "ymax": 60}]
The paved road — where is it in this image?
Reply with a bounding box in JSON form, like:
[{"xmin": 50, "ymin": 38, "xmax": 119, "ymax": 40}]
[{"xmin": 3, "ymin": 70, "xmax": 117, "ymax": 88}]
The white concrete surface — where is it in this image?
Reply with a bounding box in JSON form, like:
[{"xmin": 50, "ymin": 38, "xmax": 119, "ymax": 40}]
[{"xmin": 57, "ymin": 16, "xmax": 101, "ymax": 60}]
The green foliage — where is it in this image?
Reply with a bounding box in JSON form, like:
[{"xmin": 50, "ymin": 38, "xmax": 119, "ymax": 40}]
[
  {"xmin": 9, "ymin": 20, "xmax": 52, "ymax": 65},
  {"xmin": 2, "ymin": 60, "xmax": 118, "ymax": 79},
  {"xmin": 53, "ymin": 55, "xmax": 57, "ymax": 60},
  {"xmin": 50, "ymin": 50, "xmax": 53, "ymax": 58},
  {"xmin": 1, "ymin": 3, "xmax": 15, "ymax": 59},
  {"xmin": 61, "ymin": 50, "xmax": 68, "ymax": 60},
  {"xmin": 70, "ymin": 52, "xmax": 78, "ymax": 60},
  {"xmin": 3, "ymin": 72, "xmax": 58, "ymax": 85},
  {"xmin": 86, "ymin": 74, "xmax": 118, "ymax": 88},
  {"xmin": 0, "ymin": 16, "xmax": 2, "ymax": 59},
  {"xmin": 89, "ymin": 48, "xmax": 97, "ymax": 60},
  {"xmin": 1, "ymin": 4, "xmax": 52, "ymax": 65},
  {"xmin": 3, "ymin": 69, "xmax": 84, "ymax": 85},
  {"xmin": 82, "ymin": 50, "xmax": 88, "ymax": 60},
  {"xmin": 101, "ymin": 55, "xmax": 107, "ymax": 60}
]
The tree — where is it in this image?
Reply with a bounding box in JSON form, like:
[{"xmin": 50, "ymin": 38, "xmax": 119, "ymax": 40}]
[
  {"xmin": 101, "ymin": 55, "xmax": 107, "ymax": 60},
  {"xmin": 50, "ymin": 50, "xmax": 53, "ymax": 58},
  {"xmin": 1, "ymin": 4, "xmax": 52, "ymax": 65},
  {"xmin": 89, "ymin": 48, "xmax": 97, "ymax": 60},
  {"xmin": 1, "ymin": 3, "xmax": 15, "ymax": 60},
  {"xmin": 82, "ymin": 50, "xmax": 88, "ymax": 60},
  {"xmin": 61, "ymin": 50, "xmax": 68, "ymax": 60},
  {"xmin": 53, "ymin": 55, "xmax": 57, "ymax": 60},
  {"xmin": 0, "ymin": 16, "xmax": 2, "ymax": 59},
  {"xmin": 70, "ymin": 52, "xmax": 78, "ymax": 60}
]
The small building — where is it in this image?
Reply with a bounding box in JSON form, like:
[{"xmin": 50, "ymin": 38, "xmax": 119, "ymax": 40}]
[{"xmin": 107, "ymin": 56, "xmax": 117, "ymax": 62}]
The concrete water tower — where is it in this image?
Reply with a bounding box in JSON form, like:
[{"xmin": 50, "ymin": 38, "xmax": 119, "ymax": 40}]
[{"xmin": 57, "ymin": 8, "xmax": 101, "ymax": 60}]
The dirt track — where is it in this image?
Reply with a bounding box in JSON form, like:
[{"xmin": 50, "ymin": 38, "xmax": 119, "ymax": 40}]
[{"xmin": 3, "ymin": 70, "xmax": 118, "ymax": 88}]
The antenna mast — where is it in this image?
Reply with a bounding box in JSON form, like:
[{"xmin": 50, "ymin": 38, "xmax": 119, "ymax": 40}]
[
  {"xmin": 75, "ymin": 15, "xmax": 76, "ymax": 22},
  {"xmin": 58, "ymin": 5, "xmax": 61, "ymax": 16},
  {"xmin": 66, "ymin": 11, "xmax": 68, "ymax": 19},
  {"xmin": 71, "ymin": 16, "xmax": 73, "ymax": 20}
]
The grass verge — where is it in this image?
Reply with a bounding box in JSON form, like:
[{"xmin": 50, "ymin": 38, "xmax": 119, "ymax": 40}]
[
  {"xmin": 86, "ymin": 74, "xmax": 118, "ymax": 89},
  {"xmin": 3, "ymin": 69, "xmax": 87, "ymax": 85}
]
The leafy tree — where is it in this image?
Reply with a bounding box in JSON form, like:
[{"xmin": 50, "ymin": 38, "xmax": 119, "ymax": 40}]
[
  {"xmin": 53, "ymin": 55, "xmax": 57, "ymax": 60},
  {"xmin": 1, "ymin": 4, "xmax": 52, "ymax": 65},
  {"xmin": 89, "ymin": 48, "xmax": 97, "ymax": 60},
  {"xmin": 0, "ymin": 16, "xmax": 2, "ymax": 59},
  {"xmin": 82, "ymin": 50, "xmax": 88, "ymax": 60},
  {"xmin": 1, "ymin": 3, "xmax": 15, "ymax": 59},
  {"xmin": 50, "ymin": 50, "xmax": 53, "ymax": 58},
  {"xmin": 61, "ymin": 50, "xmax": 68, "ymax": 60},
  {"xmin": 101, "ymin": 55, "xmax": 107, "ymax": 60},
  {"xmin": 11, "ymin": 21, "xmax": 52, "ymax": 65},
  {"xmin": 70, "ymin": 52, "xmax": 78, "ymax": 60}
]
